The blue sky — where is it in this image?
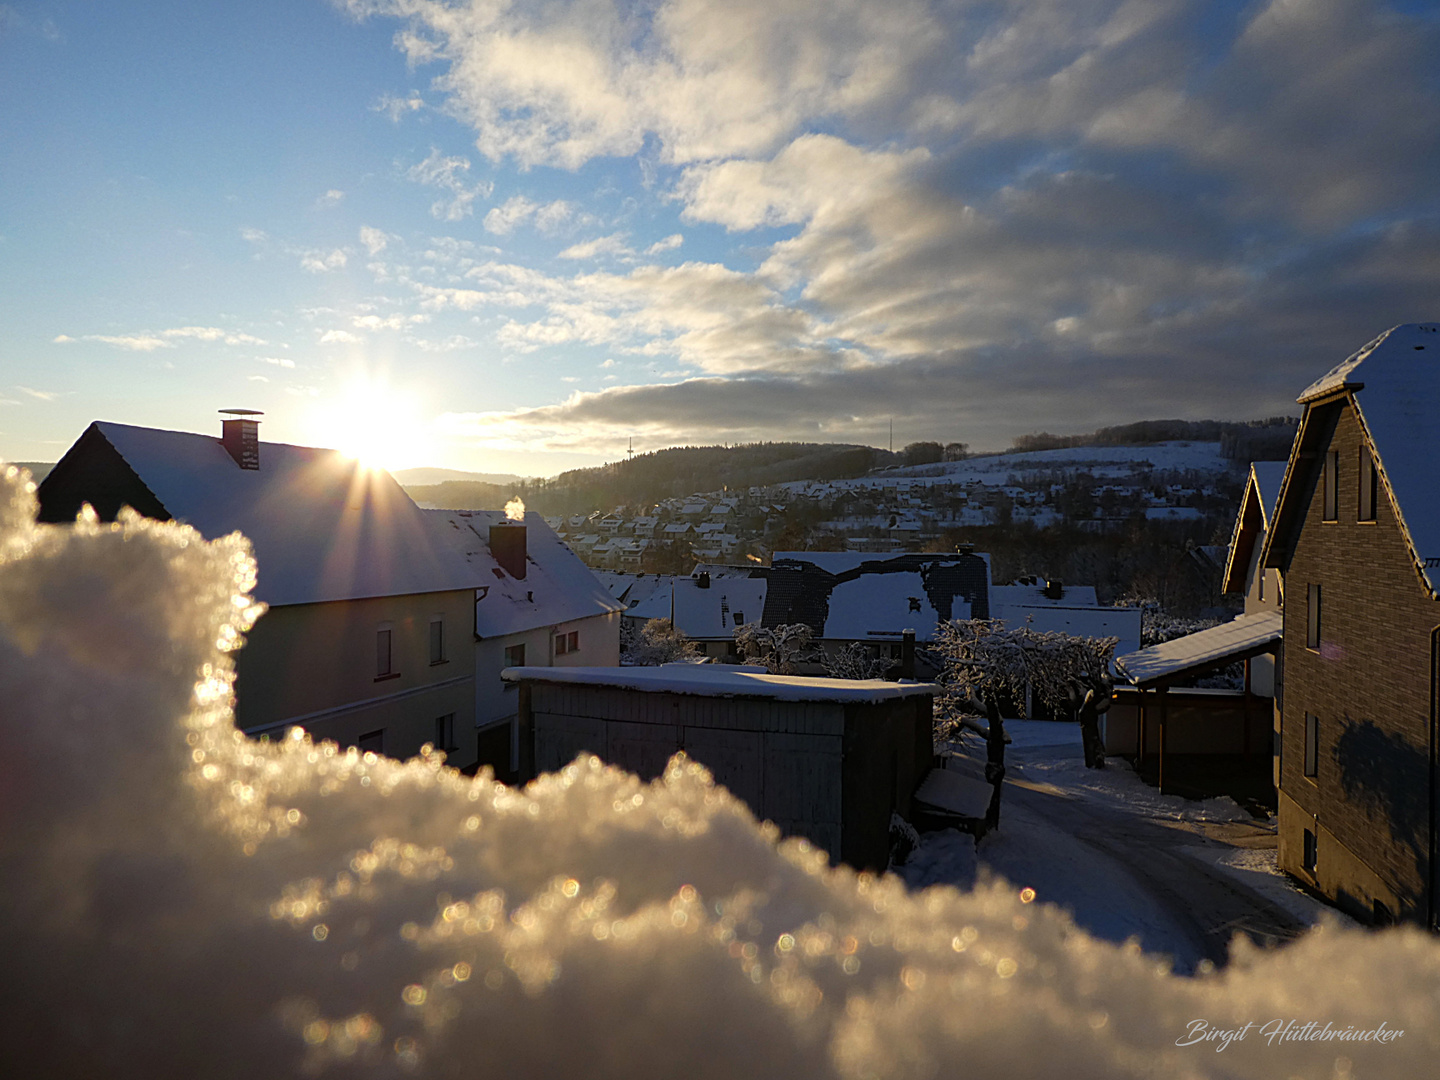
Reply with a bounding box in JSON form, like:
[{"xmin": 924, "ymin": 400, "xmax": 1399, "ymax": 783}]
[{"xmin": 3, "ymin": 0, "xmax": 1439, "ymax": 476}]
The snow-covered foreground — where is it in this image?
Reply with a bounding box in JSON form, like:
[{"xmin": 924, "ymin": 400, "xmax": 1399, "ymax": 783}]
[
  {"xmin": 904, "ymin": 723, "xmax": 1340, "ymax": 974},
  {"xmin": 1, "ymin": 466, "xmax": 1437, "ymax": 1078}
]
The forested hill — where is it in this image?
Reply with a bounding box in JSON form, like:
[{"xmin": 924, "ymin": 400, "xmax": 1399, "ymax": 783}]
[
  {"xmin": 402, "ymin": 417, "xmax": 1298, "ymax": 514},
  {"xmin": 405, "ymin": 442, "xmax": 882, "ymax": 514},
  {"xmin": 1009, "ymin": 417, "xmax": 1297, "ymax": 462}
]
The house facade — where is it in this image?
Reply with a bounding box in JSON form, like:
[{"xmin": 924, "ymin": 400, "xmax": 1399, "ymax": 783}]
[
  {"xmin": 426, "ymin": 509, "xmax": 624, "ymax": 780},
  {"xmin": 1262, "ymin": 323, "xmax": 1440, "ymax": 926}
]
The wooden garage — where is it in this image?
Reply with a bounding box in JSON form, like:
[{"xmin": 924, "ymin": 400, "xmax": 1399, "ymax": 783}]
[{"xmin": 502, "ymin": 664, "xmax": 936, "ymax": 871}]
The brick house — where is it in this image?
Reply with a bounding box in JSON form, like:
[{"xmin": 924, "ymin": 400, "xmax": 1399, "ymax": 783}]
[{"xmin": 1262, "ymin": 323, "xmax": 1440, "ymax": 926}]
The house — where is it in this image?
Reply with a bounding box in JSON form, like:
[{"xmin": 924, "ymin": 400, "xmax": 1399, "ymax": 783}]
[
  {"xmin": 1260, "ymin": 322, "xmax": 1440, "ymax": 926},
  {"xmin": 38, "ymin": 416, "xmax": 481, "ymax": 765},
  {"xmin": 503, "ymin": 663, "xmax": 936, "ymax": 870},
  {"xmin": 426, "ymin": 509, "xmax": 624, "ymax": 780},
  {"xmin": 623, "ymin": 566, "xmax": 767, "ymax": 658},
  {"xmin": 1106, "ymin": 461, "xmax": 1286, "ymax": 800}
]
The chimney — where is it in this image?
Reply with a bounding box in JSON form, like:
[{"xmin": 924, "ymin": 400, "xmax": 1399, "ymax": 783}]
[
  {"xmin": 220, "ymin": 409, "xmax": 263, "ymax": 470},
  {"xmin": 490, "ymin": 520, "xmax": 527, "ymax": 579},
  {"xmin": 900, "ymin": 629, "xmax": 916, "ymax": 680},
  {"xmin": 696, "ymin": 570, "xmax": 711, "ymax": 589},
  {"xmin": 1043, "ymin": 579, "xmax": 1064, "ymax": 600}
]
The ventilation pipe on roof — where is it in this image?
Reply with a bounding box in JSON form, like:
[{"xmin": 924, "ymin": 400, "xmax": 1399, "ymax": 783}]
[
  {"xmin": 220, "ymin": 409, "xmax": 262, "ymax": 470},
  {"xmin": 490, "ymin": 521, "xmax": 527, "ymax": 579}
]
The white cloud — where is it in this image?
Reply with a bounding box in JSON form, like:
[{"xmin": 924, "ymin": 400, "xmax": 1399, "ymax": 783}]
[
  {"xmin": 483, "ymin": 196, "xmax": 574, "ymax": 236},
  {"xmin": 645, "ymin": 234, "xmax": 684, "ymax": 255},
  {"xmin": 317, "ymin": 189, "xmax": 345, "ymax": 207},
  {"xmin": 483, "ymin": 196, "xmax": 536, "ymax": 236},
  {"xmin": 318, "ymin": 329, "xmax": 361, "ymax": 344},
  {"xmin": 238, "ymin": 227, "xmax": 267, "ymax": 244},
  {"xmin": 352, "ymin": 313, "xmax": 428, "ymax": 331},
  {"xmin": 15, "ymin": 386, "xmax": 59, "ymax": 401},
  {"xmin": 51, "ymin": 334, "xmax": 74, "ymax": 344},
  {"xmin": 258, "ymin": 356, "xmax": 295, "ymax": 369},
  {"xmin": 359, "ymin": 225, "xmax": 390, "ymax": 256},
  {"xmin": 161, "ymin": 326, "xmax": 267, "ymax": 346},
  {"xmin": 300, "ymin": 249, "xmax": 349, "ymax": 273},
  {"xmin": 374, "ymin": 91, "xmax": 425, "ymax": 121},
  {"xmin": 558, "ymin": 233, "xmax": 633, "ymax": 261},
  {"xmin": 246, "ymin": 374, "xmax": 269, "ymax": 383},
  {"xmin": 407, "ymin": 149, "xmax": 491, "ymax": 221},
  {"xmin": 85, "ymin": 334, "xmax": 171, "ymax": 351}
]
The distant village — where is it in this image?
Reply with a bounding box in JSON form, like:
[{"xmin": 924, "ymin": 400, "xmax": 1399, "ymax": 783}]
[{"xmin": 533, "ymin": 442, "xmax": 1241, "ymax": 574}]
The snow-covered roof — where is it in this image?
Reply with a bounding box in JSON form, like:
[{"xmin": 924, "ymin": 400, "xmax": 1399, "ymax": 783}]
[
  {"xmin": 1251, "ymin": 461, "xmax": 1287, "ymax": 524},
  {"xmin": 990, "ymin": 583, "xmax": 1100, "ymax": 608},
  {"xmin": 1222, "ymin": 460, "xmax": 1289, "ymax": 595},
  {"xmin": 991, "ymin": 603, "xmax": 1142, "ymax": 658},
  {"xmin": 1113, "ymin": 610, "xmax": 1283, "ymax": 688},
  {"xmin": 501, "ymin": 663, "xmax": 938, "ymax": 703},
  {"xmin": 425, "ymin": 509, "xmax": 624, "ymax": 637},
  {"xmin": 1289, "ymin": 323, "xmax": 1440, "ymax": 591},
  {"xmin": 822, "ymin": 572, "xmax": 953, "ymax": 641},
  {"xmin": 625, "ymin": 576, "xmax": 767, "ymax": 638},
  {"xmin": 88, "ymin": 421, "xmax": 477, "ymax": 607}
]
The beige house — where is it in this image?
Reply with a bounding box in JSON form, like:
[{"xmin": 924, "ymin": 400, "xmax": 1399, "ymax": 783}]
[
  {"xmin": 426, "ymin": 509, "xmax": 624, "ymax": 780},
  {"xmin": 39, "ymin": 417, "xmax": 483, "ymax": 765}
]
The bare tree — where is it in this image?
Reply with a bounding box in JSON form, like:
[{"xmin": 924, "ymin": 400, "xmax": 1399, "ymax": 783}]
[
  {"xmin": 621, "ymin": 618, "xmax": 699, "ymax": 666},
  {"xmin": 733, "ymin": 621, "xmax": 816, "ymax": 674},
  {"xmin": 822, "ymin": 641, "xmax": 894, "ymax": 681},
  {"xmin": 933, "ymin": 620, "xmax": 1117, "ymax": 833}
]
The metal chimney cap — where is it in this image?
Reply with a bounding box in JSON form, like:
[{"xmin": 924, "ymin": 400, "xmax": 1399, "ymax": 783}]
[{"xmin": 220, "ymin": 409, "xmax": 264, "ymax": 416}]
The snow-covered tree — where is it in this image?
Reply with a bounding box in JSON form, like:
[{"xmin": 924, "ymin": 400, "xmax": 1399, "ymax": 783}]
[
  {"xmin": 621, "ymin": 618, "xmax": 699, "ymax": 666},
  {"xmin": 933, "ymin": 620, "xmax": 1118, "ymax": 832},
  {"xmin": 822, "ymin": 641, "xmax": 894, "ymax": 681},
  {"xmin": 733, "ymin": 621, "xmax": 815, "ymax": 674}
]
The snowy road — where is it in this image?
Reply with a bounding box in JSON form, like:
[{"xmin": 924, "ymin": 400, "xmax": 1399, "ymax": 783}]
[{"xmin": 902, "ymin": 722, "xmax": 1338, "ymax": 975}]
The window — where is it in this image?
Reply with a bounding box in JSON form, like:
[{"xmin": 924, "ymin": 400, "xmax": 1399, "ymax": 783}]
[
  {"xmin": 1358, "ymin": 444, "xmax": 1378, "ymax": 522},
  {"xmin": 430, "ymin": 617, "xmax": 446, "ymax": 665},
  {"xmin": 1306, "ymin": 584, "xmax": 1321, "ymax": 650},
  {"xmin": 504, "ymin": 643, "xmax": 525, "ymax": 667},
  {"xmin": 1322, "ymin": 450, "xmax": 1338, "ymax": 520},
  {"xmin": 358, "ymin": 729, "xmax": 384, "ymax": 755},
  {"xmin": 554, "ymin": 630, "xmax": 577, "ymax": 656},
  {"xmin": 567, "ymin": 630, "xmax": 579, "ymax": 653},
  {"xmin": 376, "ymin": 626, "xmax": 397, "ymax": 680},
  {"xmin": 1304, "ymin": 713, "xmax": 1319, "ymax": 778},
  {"xmin": 434, "ymin": 713, "xmax": 456, "ymax": 753},
  {"xmin": 1302, "ymin": 828, "xmax": 1317, "ymax": 874}
]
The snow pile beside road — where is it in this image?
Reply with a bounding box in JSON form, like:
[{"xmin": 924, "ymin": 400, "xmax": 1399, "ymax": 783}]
[{"xmin": 1, "ymin": 465, "xmax": 1437, "ymax": 1078}]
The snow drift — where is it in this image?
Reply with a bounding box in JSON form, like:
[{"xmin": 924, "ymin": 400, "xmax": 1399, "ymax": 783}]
[{"xmin": 0, "ymin": 464, "xmax": 1436, "ymax": 1078}]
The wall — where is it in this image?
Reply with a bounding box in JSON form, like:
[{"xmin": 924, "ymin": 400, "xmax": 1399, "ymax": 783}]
[
  {"xmin": 474, "ymin": 609, "xmax": 622, "ymax": 779},
  {"xmin": 524, "ymin": 680, "xmax": 933, "ymax": 870},
  {"xmin": 234, "ymin": 589, "xmax": 477, "ymax": 767},
  {"xmin": 1276, "ymin": 398, "xmax": 1439, "ymax": 924},
  {"xmin": 1104, "ymin": 687, "xmax": 1273, "ymax": 757}
]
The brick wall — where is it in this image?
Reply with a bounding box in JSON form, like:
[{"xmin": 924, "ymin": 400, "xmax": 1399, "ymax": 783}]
[{"xmin": 1278, "ymin": 397, "xmax": 1438, "ymax": 921}]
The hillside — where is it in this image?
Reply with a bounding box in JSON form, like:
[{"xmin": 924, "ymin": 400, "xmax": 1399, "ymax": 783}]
[{"xmin": 406, "ymin": 442, "xmax": 884, "ymax": 513}]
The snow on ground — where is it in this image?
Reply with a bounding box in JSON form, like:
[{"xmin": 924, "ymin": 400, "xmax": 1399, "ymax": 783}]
[
  {"xmin": 2, "ymin": 467, "xmax": 1436, "ymax": 1079},
  {"xmin": 903, "ymin": 721, "xmax": 1345, "ymax": 973}
]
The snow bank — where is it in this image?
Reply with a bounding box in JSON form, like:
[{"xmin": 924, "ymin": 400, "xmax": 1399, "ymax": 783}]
[{"xmin": 1, "ymin": 465, "xmax": 1437, "ymax": 1078}]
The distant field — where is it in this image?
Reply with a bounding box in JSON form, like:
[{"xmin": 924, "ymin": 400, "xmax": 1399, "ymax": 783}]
[{"xmin": 10, "ymin": 462, "xmax": 53, "ymax": 484}]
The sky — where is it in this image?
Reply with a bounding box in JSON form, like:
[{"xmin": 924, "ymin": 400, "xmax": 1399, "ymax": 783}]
[{"xmin": 2, "ymin": 0, "xmax": 1439, "ymax": 477}]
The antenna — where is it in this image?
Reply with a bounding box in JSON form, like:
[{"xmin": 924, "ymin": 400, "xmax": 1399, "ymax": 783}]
[
  {"xmin": 889, "ymin": 418, "xmax": 893, "ymax": 453},
  {"xmin": 627, "ymin": 436, "xmax": 635, "ymax": 460}
]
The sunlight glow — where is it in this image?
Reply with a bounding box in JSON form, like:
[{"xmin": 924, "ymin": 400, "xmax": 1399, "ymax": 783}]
[{"xmin": 307, "ymin": 378, "xmax": 434, "ymax": 473}]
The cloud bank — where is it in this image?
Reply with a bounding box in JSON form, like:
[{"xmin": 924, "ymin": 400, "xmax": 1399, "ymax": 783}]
[{"xmin": 337, "ymin": 0, "xmax": 1440, "ymax": 454}]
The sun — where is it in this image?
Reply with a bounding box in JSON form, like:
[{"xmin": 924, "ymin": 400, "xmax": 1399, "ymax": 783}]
[{"xmin": 309, "ymin": 378, "xmax": 434, "ymax": 473}]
